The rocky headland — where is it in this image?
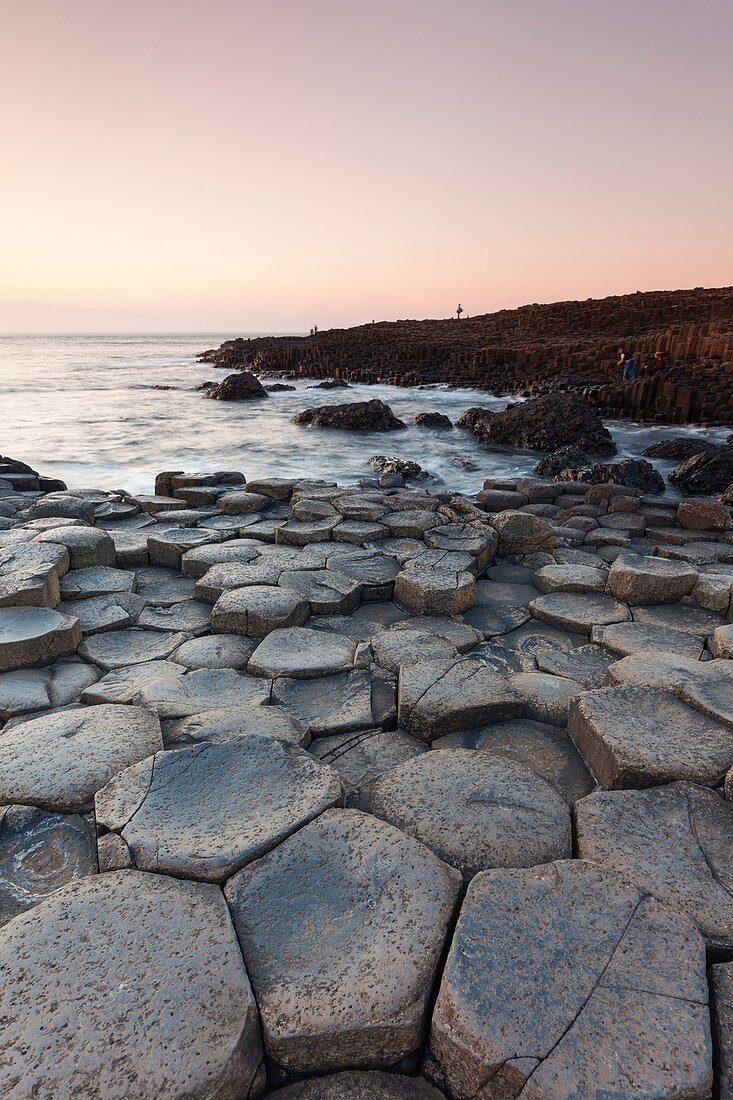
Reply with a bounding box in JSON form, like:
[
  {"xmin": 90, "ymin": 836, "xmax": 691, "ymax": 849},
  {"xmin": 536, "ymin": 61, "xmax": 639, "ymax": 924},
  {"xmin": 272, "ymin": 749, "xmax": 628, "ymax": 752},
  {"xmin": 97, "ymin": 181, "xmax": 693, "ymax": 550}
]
[
  {"xmin": 200, "ymin": 286, "xmax": 733, "ymax": 426},
  {"xmin": 2, "ymin": 446, "xmax": 733, "ymax": 1097}
]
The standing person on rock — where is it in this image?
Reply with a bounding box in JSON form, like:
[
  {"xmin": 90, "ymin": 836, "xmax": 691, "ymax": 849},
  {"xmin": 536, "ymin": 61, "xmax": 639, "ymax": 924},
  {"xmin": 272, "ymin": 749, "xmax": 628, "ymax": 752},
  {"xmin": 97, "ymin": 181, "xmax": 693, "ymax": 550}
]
[
  {"xmin": 456, "ymin": 303, "xmax": 464, "ymax": 320},
  {"xmin": 618, "ymin": 347, "xmax": 636, "ymax": 381}
]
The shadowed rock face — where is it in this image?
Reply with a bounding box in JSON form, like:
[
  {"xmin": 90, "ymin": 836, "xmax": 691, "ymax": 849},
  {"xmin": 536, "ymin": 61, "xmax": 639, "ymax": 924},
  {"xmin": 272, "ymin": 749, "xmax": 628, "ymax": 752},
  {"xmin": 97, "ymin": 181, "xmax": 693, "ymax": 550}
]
[
  {"xmin": 554, "ymin": 458, "xmax": 665, "ymax": 494},
  {"xmin": 204, "ymin": 370, "xmax": 268, "ymax": 400},
  {"xmin": 670, "ymin": 445, "xmax": 733, "ymax": 494},
  {"xmin": 293, "ymin": 399, "xmax": 407, "ymax": 431},
  {"xmin": 461, "ymin": 394, "xmax": 616, "ymax": 456}
]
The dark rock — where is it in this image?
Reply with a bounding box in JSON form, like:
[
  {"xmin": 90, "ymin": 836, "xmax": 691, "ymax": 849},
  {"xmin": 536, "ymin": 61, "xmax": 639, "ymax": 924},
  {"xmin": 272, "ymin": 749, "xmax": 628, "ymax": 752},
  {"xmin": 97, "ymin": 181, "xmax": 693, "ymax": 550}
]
[
  {"xmin": 534, "ymin": 445, "xmax": 591, "ymax": 477},
  {"xmin": 265, "ymin": 383, "xmax": 297, "ymax": 392},
  {"xmin": 457, "ymin": 406, "xmax": 493, "ymax": 433},
  {"xmin": 368, "ymin": 456, "xmax": 435, "ymax": 482},
  {"xmin": 196, "ymin": 381, "xmax": 217, "ymax": 391},
  {"xmin": 642, "ymin": 437, "xmax": 715, "ymax": 460},
  {"xmin": 555, "ymin": 458, "xmax": 664, "ymax": 494},
  {"xmin": 293, "ymin": 399, "xmax": 406, "ymax": 431},
  {"xmin": 670, "ymin": 446, "xmax": 733, "ymax": 495},
  {"xmin": 462, "ymin": 394, "xmax": 616, "ymax": 456},
  {"xmin": 205, "ymin": 371, "xmax": 268, "ymax": 401},
  {"xmin": 415, "ymin": 412, "xmax": 453, "ymax": 429},
  {"xmin": 308, "ymin": 379, "xmax": 351, "ymax": 389}
]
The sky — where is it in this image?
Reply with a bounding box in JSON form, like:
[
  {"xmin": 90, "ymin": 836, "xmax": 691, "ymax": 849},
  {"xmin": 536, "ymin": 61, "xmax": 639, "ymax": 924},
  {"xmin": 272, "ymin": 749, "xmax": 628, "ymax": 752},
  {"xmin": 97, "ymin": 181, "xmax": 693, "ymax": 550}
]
[{"xmin": 1, "ymin": 0, "xmax": 732, "ymax": 332}]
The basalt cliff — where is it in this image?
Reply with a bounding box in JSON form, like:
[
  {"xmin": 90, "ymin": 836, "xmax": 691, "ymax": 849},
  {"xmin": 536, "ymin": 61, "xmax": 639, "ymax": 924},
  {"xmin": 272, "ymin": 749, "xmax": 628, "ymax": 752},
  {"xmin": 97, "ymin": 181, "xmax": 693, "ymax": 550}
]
[{"xmin": 201, "ymin": 286, "xmax": 733, "ymax": 426}]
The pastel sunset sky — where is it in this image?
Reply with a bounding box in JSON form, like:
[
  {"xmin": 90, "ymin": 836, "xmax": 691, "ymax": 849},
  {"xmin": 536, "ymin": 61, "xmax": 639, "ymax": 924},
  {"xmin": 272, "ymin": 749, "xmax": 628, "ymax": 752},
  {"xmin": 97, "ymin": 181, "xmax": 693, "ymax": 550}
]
[{"xmin": 2, "ymin": 0, "xmax": 732, "ymax": 331}]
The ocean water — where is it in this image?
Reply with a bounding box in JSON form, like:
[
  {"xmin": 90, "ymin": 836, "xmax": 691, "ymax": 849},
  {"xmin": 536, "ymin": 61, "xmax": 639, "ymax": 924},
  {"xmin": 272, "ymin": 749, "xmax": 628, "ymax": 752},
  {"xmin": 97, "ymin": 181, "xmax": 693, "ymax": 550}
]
[{"xmin": 0, "ymin": 333, "xmax": 728, "ymax": 497}]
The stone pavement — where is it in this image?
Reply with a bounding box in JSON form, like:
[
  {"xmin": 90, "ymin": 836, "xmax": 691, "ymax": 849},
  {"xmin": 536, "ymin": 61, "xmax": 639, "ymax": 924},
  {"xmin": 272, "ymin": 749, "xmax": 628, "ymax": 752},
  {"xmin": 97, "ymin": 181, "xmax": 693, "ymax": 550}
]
[{"xmin": 1, "ymin": 463, "xmax": 733, "ymax": 1097}]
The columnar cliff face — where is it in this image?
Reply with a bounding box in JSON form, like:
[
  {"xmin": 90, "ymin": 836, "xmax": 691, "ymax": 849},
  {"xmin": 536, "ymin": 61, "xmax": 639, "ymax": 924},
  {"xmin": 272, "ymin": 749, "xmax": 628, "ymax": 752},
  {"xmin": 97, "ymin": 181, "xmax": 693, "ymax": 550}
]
[{"xmin": 200, "ymin": 287, "xmax": 733, "ymax": 425}]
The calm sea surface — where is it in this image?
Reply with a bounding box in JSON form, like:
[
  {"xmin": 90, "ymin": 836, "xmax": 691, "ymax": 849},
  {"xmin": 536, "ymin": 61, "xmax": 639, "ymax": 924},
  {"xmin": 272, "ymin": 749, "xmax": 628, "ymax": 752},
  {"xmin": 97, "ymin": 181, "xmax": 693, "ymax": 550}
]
[{"xmin": 0, "ymin": 334, "xmax": 728, "ymax": 496}]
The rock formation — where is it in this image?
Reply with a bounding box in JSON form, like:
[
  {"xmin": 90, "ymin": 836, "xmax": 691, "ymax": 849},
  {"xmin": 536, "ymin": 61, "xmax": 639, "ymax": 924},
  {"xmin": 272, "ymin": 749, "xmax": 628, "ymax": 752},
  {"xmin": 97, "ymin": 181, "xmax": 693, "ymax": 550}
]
[{"xmin": 293, "ymin": 398, "xmax": 406, "ymax": 431}]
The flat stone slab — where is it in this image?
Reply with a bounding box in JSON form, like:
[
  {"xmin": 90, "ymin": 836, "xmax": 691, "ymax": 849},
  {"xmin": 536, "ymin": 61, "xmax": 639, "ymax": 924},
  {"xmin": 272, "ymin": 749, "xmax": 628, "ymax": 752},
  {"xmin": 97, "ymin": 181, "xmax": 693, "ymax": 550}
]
[
  {"xmin": 471, "ymin": 620, "xmax": 583, "ymax": 677},
  {"xmin": 371, "ymin": 627, "xmax": 458, "ymax": 672},
  {"xmin": 433, "ymin": 718, "xmax": 594, "ymax": 805},
  {"xmin": 0, "ymin": 606, "xmax": 82, "ymax": 671},
  {"xmin": 606, "ymin": 651, "xmax": 727, "ymax": 690},
  {"xmin": 79, "ymin": 627, "xmax": 188, "ymax": 670},
  {"xmin": 575, "ymin": 782, "xmax": 733, "ymax": 954},
  {"xmin": 225, "ymin": 809, "xmax": 460, "ymax": 1075},
  {"xmin": 170, "ymin": 632, "xmax": 255, "ymax": 669},
  {"xmin": 0, "ymin": 658, "xmax": 99, "ymax": 719},
  {"xmin": 398, "ymin": 657, "xmax": 521, "ymax": 741},
  {"xmin": 569, "ymin": 685, "xmax": 733, "ymax": 787},
  {"xmin": 164, "ymin": 703, "xmax": 308, "ymax": 749},
  {"xmin": 426, "ymin": 860, "xmax": 711, "ymax": 1099},
  {"xmin": 280, "ymin": 567, "xmax": 363, "ymax": 613},
  {"xmin": 0, "ymin": 870, "xmax": 263, "ymax": 1098},
  {"xmin": 535, "ymin": 641, "xmax": 613, "ymax": 688},
  {"xmin": 0, "ymin": 704, "xmax": 162, "ymax": 812},
  {"xmin": 0, "ymin": 804, "xmax": 97, "ymax": 925},
  {"xmin": 33, "ymin": 526, "xmax": 116, "ymax": 569},
  {"xmin": 606, "ymin": 554, "xmax": 698, "ymax": 604},
  {"xmin": 632, "ymin": 601, "xmax": 725, "ymax": 637},
  {"xmin": 248, "ymin": 626, "xmax": 358, "ymax": 678},
  {"xmin": 394, "ymin": 564, "xmax": 476, "ymax": 616},
  {"xmin": 508, "ymin": 670, "xmax": 583, "ymax": 725},
  {"xmin": 533, "ymin": 563, "xmax": 607, "ymax": 594},
  {"xmin": 324, "ymin": 549, "xmax": 399, "ymax": 600},
  {"xmin": 212, "ymin": 584, "xmax": 310, "ymax": 636},
  {"xmin": 180, "ymin": 538, "xmax": 260, "ymax": 577},
  {"xmin": 147, "ymin": 526, "xmax": 226, "ymax": 567},
  {"xmin": 59, "ymin": 565, "xmax": 136, "ymax": 599},
  {"xmin": 272, "ymin": 668, "xmax": 396, "ymax": 736},
  {"xmin": 0, "ymin": 563, "xmax": 61, "ymax": 609},
  {"xmin": 135, "ymin": 666, "xmax": 270, "ymax": 719},
  {"xmin": 676, "ymin": 675, "xmax": 733, "ymax": 730},
  {"xmin": 591, "ymin": 620, "xmax": 704, "ymax": 658},
  {"xmin": 134, "ymin": 565, "xmax": 196, "ymax": 605},
  {"xmin": 360, "ymin": 750, "xmax": 571, "ymax": 880},
  {"xmin": 309, "ymin": 728, "xmax": 428, "ymax": 803},
  {"xmin": 81, "ymin": 659, "xmax": 184, "ymax": 705},
  {"xmin": 388, "ymin": 614, "xmax": 483, "ymax": 651},
  {"xmin": 529, "ymin": 592, "xmax": 630, "ymax": 635},
  {"xmin": 59, "ymin": 592, "xmax": 144, "ymax": 635},
  {"xmin": 96, "ymin": 736, "xmax": 342, "ymax": 882},
  {"xmin": 711, "ymin": 963, "xmax": 733, "ymax": 1100},
  {"xmin": 269, "ymin": 1072, "xmax": 445, "ymax": 1098}
]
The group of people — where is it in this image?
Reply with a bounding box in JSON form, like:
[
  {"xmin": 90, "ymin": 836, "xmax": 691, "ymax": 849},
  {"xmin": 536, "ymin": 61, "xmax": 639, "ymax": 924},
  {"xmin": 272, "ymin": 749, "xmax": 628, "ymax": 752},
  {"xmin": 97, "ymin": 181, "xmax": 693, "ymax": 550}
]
[{"xmin": 617, "ymin": 348, "xmax": 669, "ymax": 381}]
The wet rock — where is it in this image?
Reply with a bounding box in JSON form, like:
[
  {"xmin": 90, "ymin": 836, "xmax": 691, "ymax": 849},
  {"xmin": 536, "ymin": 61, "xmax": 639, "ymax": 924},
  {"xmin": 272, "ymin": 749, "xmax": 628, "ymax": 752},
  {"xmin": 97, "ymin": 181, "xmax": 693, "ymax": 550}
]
[
  {"xmin": 361, "ymin": 750, "xmax": 570, "ymax": 880},
  {"xmin": 205, "ymin": 369, "xmax": 268, "ymax": 399},
  {"xmin": 0, "ymin": 606, "xmax": 82, "ymax": 671},
  {"xmin": 670, "ymin": 445, "xmax": 733, "ymax": 495},
  {"xmin": 508, "ymin": 670, "xmax": 583, "ymax": 725},
  {"xmin": 388, "ymin": 615, "xmax": 483, "ymax": 652},
  {"xmin": 0, "ymin": 804, "xmax": 97, "ymax": 925},
  {"xmin": 225, "ymin": 808, "xmax": 460, "ymax": 1075},
  {"xmin": 591, "ymin": 620, "xmax": 704, "ymax": 658},
  {"xmin": 575, "ymin": 782, "xmax": 733, "ymax": 954},
  {"xmin": 309, "ymin": 728, "xmax": 427, "ymax": 803},
  {"xmin": 642, "ymin": 437, "xmax": 715, "ymax": 460},
  {"xmin": 0, "ymin": 870, "xmax": 264, "ymax": 1098},
  {"xmin": 555, "ymin": 458, "xmax": 665, "ymax": 494},
  {"xmin": 415, "ymin": 412, "xmax": 452, "ymax": 429},
  {"xmin": 272, "ymin": 668, "xmax": 396, "ymax": 736},
  {"xmin": 606, "ymin": 554, "xmax": 698, "ymax": 604},
  {"xmin": 0, "ymin": 704, "xmax": 162, "ymax": 812},
  {"xmin": 398, "ymin": 657, "xmax": 521, "ymax": 741},
  {"xmin": 529, "ymin": 591, "xmax": 630, "ymax": 635},
  {"xmin": 294, "ymin": 399, "xmax": 407, "ymax": 431},
  {"xmin": 569, "ymin": 684, "xmax": 733, "ymax": 787},
  {"xmin": 248, "ymin": 626, "xmax": 358, "ymax": 678},
  {"xmin": 96, "ymin": 736, "xmax": 342, "ymax": 882},
  {"xmin": 534, "ymin": 444, "xmax": 592, "ymax": 477},
  {"xmin": 171, "ymin": 633, "xmax": 256, "ymax": 670},
  {"xmin": 464, "ymin": 393, "xmax": 616, "ymax": 455},
  {"xmin": 368, "ymin": 456, "xmax": 436, "ymax": 482},
  {"xmin": 426, "ymin": 860, "xmax": 711, "ymax": 1099},
  {"xmin": 135, "ymin": 565, "xmax": 197, "ymax": 605}
]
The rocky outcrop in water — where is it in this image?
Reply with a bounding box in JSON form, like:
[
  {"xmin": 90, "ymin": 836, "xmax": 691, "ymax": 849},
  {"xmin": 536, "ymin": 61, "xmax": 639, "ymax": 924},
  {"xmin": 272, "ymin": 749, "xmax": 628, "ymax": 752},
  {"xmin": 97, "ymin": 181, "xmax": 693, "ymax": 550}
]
[
  {"xmin": 415, "ymin": 412, "xmax": 453, "ymax": 429},
  {"xmin": 669, "ymin": 445, "xmax": 733, "ymax": 495},
  {"xmin": 535, "ymin": 446, "xmax": 592, "ymax": 477},
  {"xmin": 204, "ymin": 372, "xmax": 268, "ymax": 401},
  {"xmin": 293, "ymin": 399, "xmax": 406, "ymax": 431},
  {"xmin": 554, "ymin": 458, "xmax": 665, "ymax": 494},
  {"xmin": 368, "ymin": 456, "xmax": 436, "ymax": 483},
  {"xmin": 461, "ymin": 394, "xmax": 616, "ymax": 456},
  {"xmin": 641, "ymin": 438, "xmax": 715, "ymax": 461}
]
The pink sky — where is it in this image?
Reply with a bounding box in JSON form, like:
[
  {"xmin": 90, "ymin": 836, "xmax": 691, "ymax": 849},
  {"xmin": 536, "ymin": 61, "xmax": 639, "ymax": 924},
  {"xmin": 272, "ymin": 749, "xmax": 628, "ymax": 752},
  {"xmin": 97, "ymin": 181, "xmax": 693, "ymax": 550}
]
[{"xmin": 1, "ymin": 0, "xmax": 732, "ymax": 331}]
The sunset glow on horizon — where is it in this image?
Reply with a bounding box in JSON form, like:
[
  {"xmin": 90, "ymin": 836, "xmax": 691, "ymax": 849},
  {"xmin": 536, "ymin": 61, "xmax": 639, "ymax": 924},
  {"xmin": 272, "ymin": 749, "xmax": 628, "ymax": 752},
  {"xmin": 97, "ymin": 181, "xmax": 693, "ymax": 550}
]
[{"xmin": 2, "ymin": 0, "xmax": 732, "ymax": 332}]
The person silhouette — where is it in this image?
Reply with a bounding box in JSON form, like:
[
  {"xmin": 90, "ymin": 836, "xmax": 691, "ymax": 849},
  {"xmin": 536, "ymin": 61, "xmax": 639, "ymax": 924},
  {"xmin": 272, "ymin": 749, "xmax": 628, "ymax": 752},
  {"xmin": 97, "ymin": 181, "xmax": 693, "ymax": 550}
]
[{"xmin": 456, "ymin": 303, "xmax": 464, "ymax": 319}]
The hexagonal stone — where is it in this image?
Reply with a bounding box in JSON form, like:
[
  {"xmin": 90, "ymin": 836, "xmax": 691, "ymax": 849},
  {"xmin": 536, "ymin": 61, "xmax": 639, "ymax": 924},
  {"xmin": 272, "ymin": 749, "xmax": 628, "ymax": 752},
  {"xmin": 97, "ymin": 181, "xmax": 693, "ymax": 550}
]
[
  {"xmin": 591, "ymin": 620, "xmax": 704, "ymax": 658},
  {"xmin": 711, "ymin": 963, "xmax": 733, "ymax": 1099},
  {"xmin": 711, "ymin": 624, "xmax": 733, "ymax": 659},
  {"xmin": 277, "ymin": 517, "xmax": 340, "ymax": 545},
  {"xmin": 273, "ymin": 668, "xmax": 396, "ymax": 736},
  {"xmin": 248, "ymin": 627, "xmax": 358, "ymax": 679},
  {"xmin": 310, "ymin": 728, "xmax": 428, "ymax": 803},
  {"xmin": 59, "ymin": 565, "xmax": 136, "ymax": 599},
  {"xmin": 508, "ymin": 670, "xmax": 583, "ymax": 725},
  {"xmin": 488, "ymin": 511, "xmax": 556, "ymax": 555},
  {"xmin": 360, "ymin": 750, "xmax": 570, "ymax": 880},
  {"xmin": 632, "ymin": 602, "xmax": 725, "ymax": 638},
  {"xmin": 534, "ymin": 563, "xmax": 607, "ymax": 594},
  {"xmin": 211, "ymin": 584, "xmax": 310, "ymax": 637},
  {"xmin": 0, "ymin": 658, "xmax": 99, "ymax": 719},
  {"xmin": 606, "ymin": 651, "xmax": 724, "ymax": 690},
  {"xmin": 279, "ymin": 567, "xmax": 362, "ymax": 613},
  {"xmin": 134, "ymin": 565, "xmax": 196, "ymax": 605},
  {"xmin": 136, "ymin": 599, "xmax": 211, "ymax": 635},
  {"xmin": 433, "ymin": 718, "xmax": 594, "ymax": 805},
  {"xmin": 0, "ymin": 804, "xmax": 97, "ymax": 925},
  {"xmin": 323, "ymin": 548, "xmax": 400, "ymax": 601},
  {"xmin": 33, "ymin": 526, "xmax": 115, "ymax": 569},
  {"xmin": 59, "ymin": 592, "xmax": 144, "ymax": 635},
  {"xmin": 0, "ymin": 539, "xmax": 70, "ymax": 581},
  {"xmin": 195, "ymin": 560, "xmax": 281, "ymax": 602},
  {"xmin": 0, "ymin": 606, "xmax": 82, "ymax": 671},
  {"xmin": 147, "ymin": 526, "xmax": 226, "ymax": 567},
  {"xmin": 268, "ymin": 1073, "xmax": 444, "ymax": 1099},
  {"xmin": 382, "ymin": 509, "xmax": 444, "ymax": 539},
  {"xmin": 471, "ymin": 620, "xmax": 582, "ymax": 676},
  {"xmin": 164, "ymin": 703, "xmax": 308, "ymax": 749},
  {"xmin": 529, "ymin": 591, "xmax": 630, "ymax": 636},
  {"xmin": 569, "ymin": 685, "xmax": 733, "ymax": 788},
  {"xmin": 425, "ymin": 522, "xmax": 498, "ymax": 570},
  {"xmin": 226, "ymin": 808, "xmax": 460, "ymax": 1075},
  {"xmin": 677, "ymin": 675, "xmax": 733, "ymax": 730},
  {"xmin": 535, "ymin": 642, "xmax": 613, "ymax": 688},
  {"xmin": 426, "ymin": 860, "xmax": 711, "ymax": 1099},
  {"xmin": 605, "ymin": 554, "xmax": 698, "ymax": 605},
  {"xmin": 394, "ymin": 567, "xmax": 476, "ymax": 616},
  {"xmin": 135, "ymin": 667, "xmax": 270, "ymax": 719},
  {"xmin": 171, "ymin": 633, "xmax": 255, "ymax": 670},
  {"xmin": 180, "ymin": 538, "xmax": 260, "ymax": 578},
  {"xmin": 388, "ymin": 615, "xmax": 483, "ymax": 652},
  {"xmin": 0, "ymin": 870, "xmax": 263, "ymax": 1097},
  {"xmin": 96, "ymin": 736, "xmax": 341, "ymax": 882},
  {"xmin": 575, "ymin": 782, "xmax": 733, "ymax": 954},
  {"xmin": 78, "ymin": 627, "xmax": 188, "ymax": 670},
  {"xmin": 371, "ymin": 628, "xmax": 458, "ymax": 672},
  {"xmin": 0, "ymin": 563, "xmax": 61, "ymax": 609},
  {"xmin": 398, "ymin": 658, "xmax": 521, "ymax": 741},
  {"xmin": 0, "ymin": 704, "xmax": 162, "ymax": 812},
  {"xmin": 218, "ymin": 489, "xmax": 271, "ymax": 514},
  {"xmin": 81, "ymin": 659, "xmax": 184, "ymax": 705}
]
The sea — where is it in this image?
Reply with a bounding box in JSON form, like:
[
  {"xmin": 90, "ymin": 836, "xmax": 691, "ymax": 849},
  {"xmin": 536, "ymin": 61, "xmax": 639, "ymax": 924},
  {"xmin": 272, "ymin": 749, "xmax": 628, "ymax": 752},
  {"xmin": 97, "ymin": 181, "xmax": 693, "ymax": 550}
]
[{"xmin": 0, "ymin": 333, "xmax": 728, "ymax": 497}]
